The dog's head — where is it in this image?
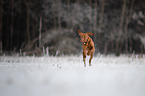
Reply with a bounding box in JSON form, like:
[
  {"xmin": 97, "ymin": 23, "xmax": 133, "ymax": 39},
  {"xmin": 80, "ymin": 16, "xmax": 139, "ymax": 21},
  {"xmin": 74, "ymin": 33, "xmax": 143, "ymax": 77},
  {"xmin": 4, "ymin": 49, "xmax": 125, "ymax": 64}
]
[{"xmin": 78, "ymin": 29, "xmax": 94, "ymax": 43}]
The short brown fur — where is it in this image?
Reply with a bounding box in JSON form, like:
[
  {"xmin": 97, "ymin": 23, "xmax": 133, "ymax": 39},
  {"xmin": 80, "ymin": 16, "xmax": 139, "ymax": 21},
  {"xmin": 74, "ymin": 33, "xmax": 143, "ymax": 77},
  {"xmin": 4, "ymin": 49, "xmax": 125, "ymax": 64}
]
[{"xmin": 78, "ymin": 29, "xmax": 95, "ymax": 67}]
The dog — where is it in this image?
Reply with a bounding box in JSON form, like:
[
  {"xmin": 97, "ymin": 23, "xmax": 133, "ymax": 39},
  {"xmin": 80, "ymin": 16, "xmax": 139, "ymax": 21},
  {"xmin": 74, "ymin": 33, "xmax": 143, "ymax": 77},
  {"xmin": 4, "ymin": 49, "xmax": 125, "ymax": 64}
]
[{"xmin": 78, "ymin": 29, "xmax": 95, "ymax": 67}]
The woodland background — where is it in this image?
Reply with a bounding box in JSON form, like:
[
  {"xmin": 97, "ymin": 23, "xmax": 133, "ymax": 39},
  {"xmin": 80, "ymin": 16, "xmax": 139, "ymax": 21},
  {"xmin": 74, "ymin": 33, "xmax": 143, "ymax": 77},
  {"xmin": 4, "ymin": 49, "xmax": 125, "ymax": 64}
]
[{"xmin": 0, "ymin": 0, "xmax": 145, "ymax": 56}]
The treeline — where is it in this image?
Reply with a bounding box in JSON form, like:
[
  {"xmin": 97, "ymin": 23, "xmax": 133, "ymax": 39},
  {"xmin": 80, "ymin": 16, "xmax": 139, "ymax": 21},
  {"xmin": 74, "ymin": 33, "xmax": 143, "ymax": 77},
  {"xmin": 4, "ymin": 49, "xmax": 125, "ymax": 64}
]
[
  {"xmin": 0, "ymin": 0, "xmax": 42, "ymax": 51},
  {"xmin": 0, "ymin": 0, "xmax": 145, "ymax": 55}
]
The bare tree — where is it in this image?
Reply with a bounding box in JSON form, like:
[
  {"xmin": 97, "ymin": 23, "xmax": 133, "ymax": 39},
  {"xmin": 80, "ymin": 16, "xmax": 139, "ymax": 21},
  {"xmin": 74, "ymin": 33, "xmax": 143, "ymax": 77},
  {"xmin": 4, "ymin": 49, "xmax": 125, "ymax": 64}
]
[
  {"xmin": 116, "ymin": 0, "xmax": 126, "ymax": 55},
  {"xmin": 88, "ymin": 0, "xmax": 92, "ymax": 31},
  {"xmin": 93, "ymin": 1, "xmax": 97, "ymax": 45},
  {"xmin": 26, "ymin": 2, "xmax": 30, "ymax": 43},
  {"xmin": 99, "ymin": 0, "xmax": 106, "ymax": 53},
  {"xmin": 67, "ymin": 0, "xmax": 71, "ymax": 29},
  {"xmin": 52, "ymin": 0, "xmax": 57, "ymax": 29},
  {"xmin": 119, "ymin": 0, "xmax": 126, "ymax": 32},
  {"xmin": 57, "ymin": 0, "xmax": 62, "ymax": 30},
  {"xmin": 0, "ymin": 0, "xmax": 3, "ymax": 52},
  {"xmin": 99, "ymin": 0, "xmax": 105, "ymax": 31},
  {"xmin": 25, "ymin": 0, "xmax": 38, "ymax": 44},
  {"xmin": 10, "ymin": 0, "xmax": 14, "ymax": 50},
  {"xmin": 124, "ymin": 0, "xmax": 134, "ymax": 53},
  {"xmin": 0, "ymin": 0, "xmax": 3, "ymax": 42},
  {"xmin": 39, "ymin": 16, "xmax": 42, "ymax": 48},
  {"xmin": 124, "ymin": 0, "xmax": 134, "ymax": 32}
]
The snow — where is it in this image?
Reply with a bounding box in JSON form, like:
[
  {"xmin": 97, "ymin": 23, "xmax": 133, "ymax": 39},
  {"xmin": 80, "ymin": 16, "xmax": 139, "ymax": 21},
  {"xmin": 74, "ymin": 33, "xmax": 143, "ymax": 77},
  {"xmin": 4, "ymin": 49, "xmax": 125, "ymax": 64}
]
[{"xmin": 0, "ymin": 55, "xmax": 145, "ymax": 96}]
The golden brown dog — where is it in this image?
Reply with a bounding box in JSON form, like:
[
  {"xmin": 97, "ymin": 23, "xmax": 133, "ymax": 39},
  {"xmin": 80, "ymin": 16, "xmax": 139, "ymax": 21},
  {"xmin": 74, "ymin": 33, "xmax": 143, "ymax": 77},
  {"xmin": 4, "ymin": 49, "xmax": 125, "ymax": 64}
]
[{"xmin": 78, "ymin": 29, "xmax": 95, "ymax": 67}]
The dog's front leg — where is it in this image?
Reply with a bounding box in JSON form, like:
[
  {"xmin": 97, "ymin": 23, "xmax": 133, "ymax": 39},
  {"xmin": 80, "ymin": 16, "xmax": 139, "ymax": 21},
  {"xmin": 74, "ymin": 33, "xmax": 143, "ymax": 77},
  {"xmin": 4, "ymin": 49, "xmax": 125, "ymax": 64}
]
[{"xmin": 83, "ymin": 52, "xmax": 86, "ymax": 67}]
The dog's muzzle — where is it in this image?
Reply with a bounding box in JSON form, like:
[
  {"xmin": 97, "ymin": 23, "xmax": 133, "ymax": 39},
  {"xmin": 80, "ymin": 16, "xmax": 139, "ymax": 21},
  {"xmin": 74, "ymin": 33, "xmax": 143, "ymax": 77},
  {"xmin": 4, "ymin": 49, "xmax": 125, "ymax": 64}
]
[{"xmin": 83, "ymin": 42, "xmax": 87, "ymax": 45}]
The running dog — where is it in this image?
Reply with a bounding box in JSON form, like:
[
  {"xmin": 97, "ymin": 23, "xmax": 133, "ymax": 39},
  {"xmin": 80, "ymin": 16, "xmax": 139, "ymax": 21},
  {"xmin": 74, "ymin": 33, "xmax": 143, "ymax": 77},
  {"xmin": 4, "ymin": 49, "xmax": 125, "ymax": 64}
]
[{"xmin": 78, "ymin": 29, "xmax": 95, "ymax": 67}]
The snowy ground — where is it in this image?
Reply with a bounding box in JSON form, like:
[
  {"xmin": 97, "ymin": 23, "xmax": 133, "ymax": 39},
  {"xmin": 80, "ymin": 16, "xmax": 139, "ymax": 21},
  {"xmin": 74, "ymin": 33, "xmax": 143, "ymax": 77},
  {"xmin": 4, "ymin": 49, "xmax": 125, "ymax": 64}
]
[{"xmin": 0, "ymin": 55, "xmax": 145, "ymax": 96}]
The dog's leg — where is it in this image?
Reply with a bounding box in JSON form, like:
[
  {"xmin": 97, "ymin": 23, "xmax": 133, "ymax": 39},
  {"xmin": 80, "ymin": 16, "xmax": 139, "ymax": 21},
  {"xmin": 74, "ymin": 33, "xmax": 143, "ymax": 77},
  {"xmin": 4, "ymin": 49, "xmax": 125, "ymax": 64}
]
[
  {"xmin": 89, "ymin": 52, "xmax": 94, "ymax": 66},
  {"xmin": 83, "ymin": 56, "xmax": 86, "ymax": 67},
  {"xmin": 83, "ymin": 52, "xmax": 86, "ymax": 67}
]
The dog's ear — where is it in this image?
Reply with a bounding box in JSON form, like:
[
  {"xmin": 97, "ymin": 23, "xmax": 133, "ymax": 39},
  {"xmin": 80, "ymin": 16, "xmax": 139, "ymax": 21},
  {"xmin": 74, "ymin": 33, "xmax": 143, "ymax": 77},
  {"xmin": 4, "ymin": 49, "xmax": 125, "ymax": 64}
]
[
  {"xmin": 87, "ymin": 32, "xmax": 94, "ymax": 36},
  {"xmin": 78, "ymin": 29, "xmax": 82, "ymax": 35}
]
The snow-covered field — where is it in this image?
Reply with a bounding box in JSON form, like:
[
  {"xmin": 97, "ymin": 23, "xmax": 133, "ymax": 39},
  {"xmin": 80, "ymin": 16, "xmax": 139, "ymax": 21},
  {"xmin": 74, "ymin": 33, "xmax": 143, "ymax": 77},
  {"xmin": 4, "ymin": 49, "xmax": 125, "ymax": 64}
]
[{"xmin": 0, "ymin": 55, "xmax": 145, "ymax": 96}]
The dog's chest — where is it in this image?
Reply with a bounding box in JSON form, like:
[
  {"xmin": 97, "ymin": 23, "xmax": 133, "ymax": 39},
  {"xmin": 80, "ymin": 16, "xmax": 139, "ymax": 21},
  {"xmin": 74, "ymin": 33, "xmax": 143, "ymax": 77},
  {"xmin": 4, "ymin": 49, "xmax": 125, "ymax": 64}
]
[
  {"xmin": 87, "ymin": 45, "xmax": 92, "ymax": 50},
  {"xmin": 83, "ymin": 43, "xmax": 92, "ymax": 50}
]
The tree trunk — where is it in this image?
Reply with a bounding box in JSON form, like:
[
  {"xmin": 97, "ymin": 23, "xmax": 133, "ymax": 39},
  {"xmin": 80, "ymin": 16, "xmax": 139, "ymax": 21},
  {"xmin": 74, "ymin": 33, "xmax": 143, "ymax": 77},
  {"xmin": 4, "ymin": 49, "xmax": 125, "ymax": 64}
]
[
  {"xmin": 17, "ymin": 15, "xmax": 20, "ymax": 50},
  {"xmin": 125, "ymin": 39, "xmax": 128, "ymax": 53},
  {"xmin": 32, "ymin": 23, "xmax": 37, "ymax": 40},
  {"xmin": 141, "ymin": 45, "xmax": 144, "ymax": 55},
  {"xmin": 99, "ymin": 0, "xmax": 105, "ymax": 30},
  {"xmin": 52, "ymin": 0, "xmax": 57, "ymax": 29},
  {"xmin": 111, "ymin": 40, "xmax": 114, "ymax": 53},
  {"xmin": 93, "ymin": 1, "xmax": 97, "ymax": 46},
  {"xmin": 88, "ymin": 0, "xmax": 92, "ymax": 31},
  {"xmin": 26, "ymin": 4, "xmax": 30, "ymax": 43},
  {"xmin": 129, "ymin": 33, "xmax": 132, "ymax": 53},
  {"xmin": 0, "ymin": 0, "xmax": 3, "ymax": 52},
  {"xmin": 104, "ymin": 41, "xmax": 108, "ymax": 55},
  {"xmin": 67, "ymin": 0, "xmax": 71, "ymax": 29},
  {"xmin": 116, "ymin": 40, "xmax": 119, "ymax": 56},
  {"xmin": 124, "ymin": 0, "xmax": 134, "ymax": 53},
  {"xmin": 119, "ymin": 0, "xmax": 126, "ymax": 32},
  {"xmin": 10, "ymin": 0, "xmax": 14, "ymax": 50},
  {"xmin": 116, "ymin": 0, "xmax": 126, "ymax": 55},
  {"xmin": 39, "ymin": 16, "xmax": 42, "ymax": 48},
  {"xmin": 57, "ymin": 0, "xmax": 62, "ymax": 30},
  {"xmin": 0, "ymin": 0, "xmax": 3, "ymax": 43}
]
